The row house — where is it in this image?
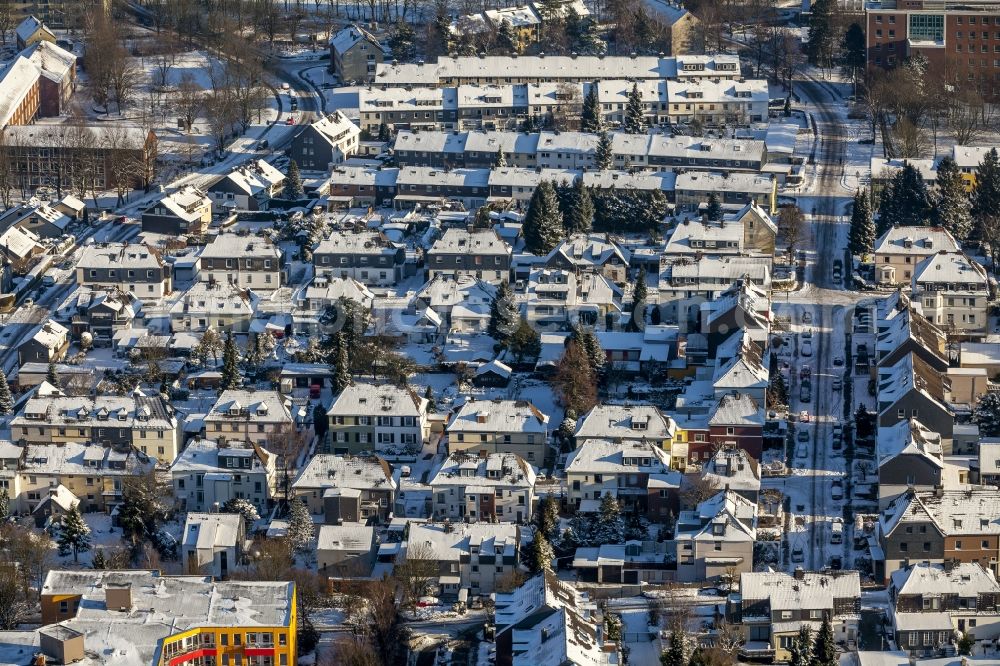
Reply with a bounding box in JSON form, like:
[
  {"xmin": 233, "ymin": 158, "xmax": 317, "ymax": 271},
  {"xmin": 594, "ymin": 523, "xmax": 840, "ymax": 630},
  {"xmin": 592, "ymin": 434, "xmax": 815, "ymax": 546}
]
[
  {"xmin": 877, "ymin": 489, "xmax": 1000, "ymax": 583},
  {"xmin": 395, "ymin": 166, "xmax": 490, "ymax": 209},
  {"xmin": 705, "ymin": 392, "xmax": 765, "ymax": 461},
  {"xmin": 877, "ymin": 419, "xmax": 945, "ymax": 510},
  {"xmin": 727, "ymin": 569, "xmax": 861, "ymax": 663},
  {"xmin": 445, "ymin": 398, "xmax": 549, "ymax": 466},
  {"xmin": 889, "ymin": 562, "xmax": 1000, "ymax": 657},
  {"xmin": 699, "ymin": 279, "xmax": 772, "ymax": 353},
  {"xmin": 877, "ymin": 352, "xmax": 954, "ymax": 443},
  {"xmin": 404, "ymin": 521, "xmax": 521, "ymax": 600},
  {"xmin": 674, "ymin": 488, "xmax": 757, "ymax": 582},
  {"xmin": 374, "ymin": 53, "xmax": 741, "ymax": 88},
  {"xmin": 324, "ymin": 382, "xmax": 430, "ymax": 455},
  {"xmin": 313, "ymin": 230, "xmax": 406, "ymax": 287},
  {"xmin": 76, "ymin": 243, "xmax": 171, "ymax": 299},
  {"xmin": 429, "ymin": 452, "xmax": 536, "ymax": 523},
  {"xmin": 205, "ymin": 159, "xmax": 285, "ymax": 212},
  {"xmin": 699, "ymin": 447, "xmax": 761, "ymax": 504},
  {"xmin": 875, "ymin": 301, "xmax": 949, "ymax": 373},
  {"xmin": 674, "ymin": 170, "xmax": 778, "ymax": 213},
  {"xmin": 711, "ymin": 331, "xmax": 769, "ymax": 405},
  {"xmin": 169, "ymin": 438, "xmax": 277, "ymax": 516},
  {"xmin": 427, "ymin": 228, "xmax": 512, "ymax": 284},
  {"xmin": 199, "ymin": 233, "xmax": 284, "ymax": 291},
  {"xmin": 11, "ymin": 393, "xmax": 180, "ymax": 461},
  {"xmin": 564, "ymin": 438, "xmax": 682, "ymax": 521},
  {"xmin": 292, "ymin": 454, "xmax": 396, "ymax": 523},
  {"xmin": 203, "ymin": 390, "xmax": 294, "ymax": 447}
]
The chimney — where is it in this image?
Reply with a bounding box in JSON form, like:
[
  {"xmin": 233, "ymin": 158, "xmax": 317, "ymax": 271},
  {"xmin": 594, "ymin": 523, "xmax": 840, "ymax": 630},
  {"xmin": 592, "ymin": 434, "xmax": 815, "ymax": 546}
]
[{"xmin": 793, "ymin": 567, "xmax": 805, "ymax": 580}]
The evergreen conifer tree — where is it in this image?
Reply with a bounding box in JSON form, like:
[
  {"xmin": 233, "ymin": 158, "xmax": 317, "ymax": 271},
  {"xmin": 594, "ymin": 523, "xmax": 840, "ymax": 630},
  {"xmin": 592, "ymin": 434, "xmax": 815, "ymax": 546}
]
[
  {"xmin": 0, "ymin": 488, "xmax": 9, "ymax": 521},
  {"xmin": 706, "ymin": 192, "xmax": 722, "ymax": 221},
  {"xmin": 565, "ymin": 177, "xmax": 594, "ymax": 234},
  {"xmin": 973, "ymin": 148, "xmax": 1000, "ymax": 233},
  {"xmin": 630, "ymin": 270, "xmax": 647, "ymax": 331},
  {"xmin": 488, "ymin": 280, "xmax": 520, "ymax": 343},
  {"xmin": 623, "ymin": 83, "xmax": 645, "ymax": 134},
  {"xmin": 283, "ymin": 160, "xmax": 303, "ymax": 199},
  {"xmin": 332, "ymin": 333, "xmax": 351, "ymax": 394},
  {"xmin": 933, "ymin": 156, "xmax": 972, "ymax": 240},
  {"xmin": 220, "ymin": 331, "xmax": 241, "ymax": 391},
  {"xmin": 287, "ymin": 498, "xmax": 315, "ymax": 554},
  {"xmin": 46, "ymin": 361, "xmax": 60, "ymax": 388},
  {"xmin": 849, "ymin": 188, "xmax": 876, "ymax": 258},
  {"xmin": 595, "ymin": 130, "xmax": 613, "ymax": 171},
  {"xmin": 878, "ymin": 162, "xmax": 931, "ymax": 233},
  {"xmin": 0, "ymin": 368, "xmax": 12, "ymax": 415},
  {"xmin": 57, "ymin": 505, "xmax": 92, "ymax": 562},
  {"xmin": 581, "ymin": 82, "xmax": 602, "ymax": 132},
  {"xmin": 789, "ymin": 625, "xmax": 813, "ymax": 666},
  {"xmin": 661, "ymin": 630, "xmax": 686, "ymax": 666},
  {"xmin": 523, "ymin": 181, "xmax": 565, "ymax": 254},
  {"xmin": 530, "ymin": 531, "xmax": 555, "ymax": 573},
  {"xmin": 806, "ymin": 0, "xmax": 834, "ymax": 66},
  {"xmin": 810, "ymin": 619, "xmax": 837, "ymax": 666}
]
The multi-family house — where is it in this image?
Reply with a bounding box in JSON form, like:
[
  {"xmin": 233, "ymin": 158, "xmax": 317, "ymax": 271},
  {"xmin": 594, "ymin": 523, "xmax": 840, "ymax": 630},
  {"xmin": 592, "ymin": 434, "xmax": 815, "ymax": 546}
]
[
  {"xmin": 889, "ymin": 562, "xmax": 1000, "ymax": 657},
  {"xmin": 658, "ymin": 255, "xmax": 771, "ymax": 326},
  {"xmin": 711, "ymin": 332, "xmax": 768, "ymax": 405},
  {"xmin": 874, "ymin": 226, "xmax": 960, "ymax": 286},
  {"xmin": 572, "ymin": 540, "xmax": 675, "ymax": 585},
  {"xmin": 317, "ymin": 524, "xmax": 377, "ymax": 576},
  {"xmin": 565, "ymin": 439, "xmax": 681, "ymax": 521},
  {"xmin": 706, "ymin": 392, "xmax": 765, "ymax": 461},
  {"xmin": 911, "ymin": 251, "xmax": 989, "ymax": 337},
  {"xmin": 522, "ymin": 268, "xmax": 622, "ymax": 331},
  {"xmin": 292, "ymin": 454, "xmax": 396, "ymax": 522},
  {"xmin": 493, "ymin": 571, "xmax": 615, "ymax": 666},
  {"xmin": 977, "ymin": 441, "xmax": 1000, "ymax": 486},
  {"xmin": 18, "ymin": 441, "xmax": 155, "ymax": 513},
  {"xmin": 0, "ymin": 201, "xmax": 71, "ymax": 238},
  {"xmin": 181, "ymin": 512, "xmax": 245, "ymax": 579},
  {"xmin": 199, "ymin": 234, "xmax": 284, "ymax": 291},
  {"xmin": 35, "ymin": 570, "xmax": 297, "ymax": 665},
  {"xmin": 664, "ymin": 78, "xmax": 769, "ymax": 125},
  {"xmin": 445, "ymin": 398, "xmax": 549, "ymax": 466},
  {"xmin": 429, "ymin": 452, "xmax": 536, "ymax": 523},
  {"xmin": 23, "ymin": 40, "xmax": 76, "ymax": 117},
  {"xmin": 393, "ymin": 166, "xmax": 491, "ymax": 209},
  {"xmin": 330, "ymin": 24, "xmax": 385, "ymax": 83},
  {"xmin": 427, "ymin": 228, "xmax": 512, "ymax": 284},
  {"xmin": 289, "ymin": 111, "xmax": 361, "ymax": 171},
  {"xmin": 877, "ymin": 419, "xmax": 945, "ymax": 509},
  {"xmin": 205, "ymin": 159, "xmax": 285, "ymax": 212},
  {"xmin": 66, "ymin": 288, "xmax": 141, "ymax": 344},
  {"xmin": 574, "ymin": 404, "xmax": 680, "ymax": 465},
  {"xmin": 543, "ymin": 234, "xmax": 631, "ymax": 283},
  {"xmin": 168, "ymin": 282, "xmax": 258, "ymax": 333},
  {"xmin": 11, "ymin": 393, "xmax": 180, "ymax": 461},
  {"xmin": 141, "ymin": 185, "xmax": 212, "ymax": 236},
  {"xmin": 673, "ymin": 171, "xmax": 778, "ymax": 213},
  {"xmin": 17, "ymin": 319, "xmax": 69, "ymax": 366},
  {"xmin": 169, "ymin": 438, "xmax": 277, "ymax": 515},
  {"xmin": 674, "ymin": 489, "xmax": 757, "ymax": 582},
  {"xmin": 358, "ymin": 86, "xmax": 455, "ymax": 133},
  {"xmin": 324, "ymin": 382, "xmax": 429, "ymax": 455},
  {"xmin": 875, "ymin": 303, "xmax": 949, "ymax": 372},
  {"xmin": 877, "ymin": 489, "xmax": 1000, "ymax": 582},
  {"xmin": 203, "ymin": 390, "xmax": 293, "ymax": 447},
  {"xmin": 877, "ymin": 352, "xmax": 954, "ymax": 442},
  {"xmin": 700, "ymin": 280, "xmax": 772, "ymax": 352},
  {"xmin": 76, "ymin": 243, "xmax": 171, "ymax": 299},
  {"xmin": 313, "ymin": 231, "xmax": 406, "ymax": 286},
  {"xmin": 699, "ymin": 447, "xmax": 761, "ymax": 504},
  {"xmin": 727, "ymin": 569, "xmax": 861, "ymax": 663},
  {"xmin": 412, "ymin": 274, "xmax": 496, "ymax": 333},
  {"xmin": 404, "ymin": 521, "xmax": 521, "ymax": 600}
]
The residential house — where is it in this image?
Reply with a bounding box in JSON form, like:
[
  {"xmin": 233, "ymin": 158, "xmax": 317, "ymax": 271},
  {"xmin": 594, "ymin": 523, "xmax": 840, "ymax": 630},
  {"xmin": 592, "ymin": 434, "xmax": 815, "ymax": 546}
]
[
  {"xmin": 181, "ymin": 512, "xmax": 245, "ymax": 579},
  {"xmin": 168, "ymin": 282, "xmax": 257, "ymax": 333},
  {"xmin": 203, "ymin": 390, "xmax": 293, "ymax": 447},
  {"xmin": 325, "ymin": 382, "xmax": 430, "ymax": 455},
  {"xmin": 23, "ymin": 40, "xmax": 76, "ymax": 117},
  {"xmin": 169, "ymin": 438, "xmax": 276, "ymax": 515},
  {"xmin": 427, "ymin": 228, "xmax": 512, "ymax": 284},
  {"xmin": 523, "ymin": 268, "xmax": 622, "ymax": 331},
  {"xmin": 76, "ymin": 243, "xmax": 171, "ymax": 299},
  {"xmin": 727, "ymin": 569, "xmax": 861, "ymax": 663},
  {"xmin": 706, "ymin": 392, "xmax": 765, "ymax": 461},
  {"xmin": 544, "ymin": 234, "xmax": 631, "ymax": 283},
  {"xmin": 699, "ymin": 279, "xmax": 772, "ymax": 352},
  {"xmin": 36, "ymin": 570, "xmax": 296, "ymax": 665},
  {"xmin": 877, "ymin": 419, "xmax": 945, "ymax": 510},
  {"xmin": 206, "ymin": 159, "xmax": 285, "ymax": 212},
  {"xmin": 330, "ymin": 24, "xmax": 384, "ymax": 83},
  {"xmin": 665, "ymin": 78, "xmax": 769, "ymax": 125},
  {"xmin": 429, "ymin": 452, "xmax": 536, "ymax": 523},
  {"xmin": 889, "ymin": 562, "xmax": 1000, "ymax": 657},
  {"xmin": 673, "ymin": 489, "xmax": 757, "ymax": 582},
  {"xmin": 874, "ymin": 226, "xmax": 960, "ymax": 286},
  {"xmin": 877, "ymin": 352, "xmax": 954, "ymax": 443},
  {"xmin": 493, "ymin": 571, "xmax": 616, "ymax": 666},
  {"xmin": 290, "ymin": 111, "xmax": 361, "ymax": 171},
  {"xmin": 658, "ymin": 255, "xmax": 771, "ymax": 326},
  {"xmin": 875, "ymin": 303, "xmax": 948, "ymax": 373},
  {"xmin": 0, "ymin": 224, "xmax": 44, "ymax": 267},
  {"xmin": 141, "ymin": 185, "xmax": 212, "ymax": 236},
  {"xmin": 14, "ymin": 16, "xmax": 55, "ymax": 50},
  {"xmin": 412, "ymin": 274, "xmax": 496, "ymax": 333},
  {"xmin": 404, "ymin": 521, "xmax": 521, "ymax": 600},
  {"xmin": 292, "ymin": 454, "xmax": 396, "ymax": 522},
  {"xmin": 0, "ymin": 202, "xmax": 71, "ymax": 238},
  {"xmin": 673, "ymin": 171, "xmax": 777, "ymax": 213},
  {"xmin": 313, "ymin": 231, "xmax": 406, "ymax": 286},
  {"xmin": 199, "ymin": 234, "xmax": 284, "ymax": 291},
  {"xmin": 572, "ymin": 540, "xmax": 675, "ymax": 585},
  {"xmin": 711, "ymin": 331, "xmax": 768, "ymax": 405},
  {"xmin": 317, "ymin": 524, "xmax": 377, "ymax": 576},
  {"xmin": 574, "ymin": 404, "xmax": 680, "ymax": 467},
  {"xmin": 17, "ymin": 319, "xmax": 68, "ymax": 365},
  {"xmin": 911, "ymin": 251, "xmax": 989, "ymax": 337},
  {"xmin": 699, "ymin": 447, "xmax": 761, "ymax": 504},
  {"xmin": 445, "ymin": 398, "xmax": 549, "ymax": 466},
  {"xmin": 564, "ymin": 439, "xmax": 681, "ymax": 522},
  {"xmin": 11, "ymin": 393, "xmax": 180, "ymax": 461},
  {"xmin": 67, "ymin": 288, "xmax": 141, "ymax": 345},
  {"xmin": 19, "ymin": 441, "xmax": 154, "ymax": 513},
  {"xmin": 646, "ymin": 1, "xmax": 700, "ymax": 55}
]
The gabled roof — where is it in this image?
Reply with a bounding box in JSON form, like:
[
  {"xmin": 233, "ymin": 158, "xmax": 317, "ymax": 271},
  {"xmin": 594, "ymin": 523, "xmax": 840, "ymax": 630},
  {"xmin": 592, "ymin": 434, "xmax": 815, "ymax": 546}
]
[
  {"xmin": 0, "ymin": 224, "xmax": 42, "ymax": 260},
  {"xmin": 545, "ymin": 233, "xmax": 630, "ymax": 268},
  {"xmin": 183, "ymin": 512, "xmax": 242, "ymax": 551},
  {"xmin": 877, "ymin": 352, "xmax": 952, "ymax": 417},
  {"xmin": 891, "ymin": 561, "xmax": 1000, "ymax": 598},
  {"xmin": 712, "ymin": 331, "xmax": 768, "ymax": 391},
  {"xmin": 447, "ymin": 398, "xmax": 549, "ymax": 433},
  {"xmin": 23, "ymin": 40, "xmax": 75, "ymax": 82},
  {"xmin": 874, "ymin": 226, "xmax": 960, "ymax": 255},
  {"xmin": 303, "ymin": 111, "xmax": 361, "ymax": 148},
  {"xmin": 708, "ymin": 392, "xmax": 763, "ymax": 426},
  {"xmin": 676, "ymin": 489, "xmax": 757, "ymax": 541},
  {"xmin": 0, "ymin": 56, "xmax": 39, "ymax": 127},
  {"xmin": 330, "ymin": 23, "xmax": 382, "ymax": 53},
  {"xmin": 877, "ymin": 419, "xmax": 944, "ymax": 469},
  {"xmin": 875, "ymin": 306, "xmax": 946, "ymax": 366},
  {"xmin": 575, "ymin": 404, "xmax": 676, "ymax": 441},
  {"xmin": 15, "ymin": 16, "xmax": 53, "ymax": 44},
  {"xmin": 913, "ymin": 250, "xmax": 988, "ymax": 288}
]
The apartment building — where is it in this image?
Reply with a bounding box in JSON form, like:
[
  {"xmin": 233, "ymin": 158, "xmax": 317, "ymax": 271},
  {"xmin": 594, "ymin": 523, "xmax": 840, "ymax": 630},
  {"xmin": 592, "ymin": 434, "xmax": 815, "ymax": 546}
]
[
  {"xmin": 2, "ymin": 124, "xmax": 156, "ymax": 191},
  {"xmin": 199, "ymin": 234, "xmax": 284, "ymax": 291},
  {"xmin": 292, "ymin": 454, "xmax": 396, "ymax": 522},
  {"xmin": 11, "ymin": 393, "xmax": 180, "ymax": 461},
  {"xmin": 324, "ymin": 382, "xmax": 430, "ymax": 455},
  {"xmin": 445, "ymin": 398, "xmax": 549, "ymax": 465},
  {"xmin": 169, "ymin": 438, "xmax": 277, "ymax": 515},
  {"xmin": 658, "ymin": 255, "xmax": 772, "ymax": 325},
  {"xmin": 289, "ymin": 111, "xmax": 361, "ymax": 171},
  {"xmin": 141, "ymin": 185, "xmax": 212, "ymax": 236},
  {"xmin": 429, "ymin": 452, "xmax": 536, "ymax": 523},
  {"xmin": 874, "ymin": 226, "xmax": 961, "ymax": 286},
  {"xmin": 0, "ymin": 56, "xmax": 40, "ymax": 127},
  {"xmin": 574, "ymin": 404, "xmax": 680, "ymax": 466},
  {"xmin": 728, "ymin": 569, "xmax": 861, "ymax": 662},
  {"xmin": 426, "ymin": 228, "xmax": 512, "ymax": 284},
  {"xmin": 313, "ymin": 231, "xmax": 406, "ymax": 286},
  {"xmin": 76, "ymin": 243, "xmax": 171, "ymax": 299},
  {"xmin": 203, "ymin": 390, "xmax": 294, "ymax": 447},
  {"xmin": 877, "ymin": 352, "xmax": 954, "ymax": 442},
  {"xmin": 877, "ymin": 419, "xmax": 945, "ymax": 509},
  {"xmin": 911, "ymin": 251, "xmax": 989, "ymax": 337},
  {"xmin": 37, "ymin": 570, "xmax": 296, "ymax": 665}
]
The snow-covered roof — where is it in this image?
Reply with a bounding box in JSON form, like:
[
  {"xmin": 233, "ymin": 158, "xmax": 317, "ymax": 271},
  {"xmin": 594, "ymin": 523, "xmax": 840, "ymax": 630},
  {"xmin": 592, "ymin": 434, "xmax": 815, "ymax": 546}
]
[
  {"xmin": 675, "ymin": 489, "xmax": 757, "ymax": 541},
  {"xmin": 0, "ymin": 56, "xmax": 39, "ymax": 127},
  {"xmin": 708, "ymin": 392, "xmax": 763, "ymax": 426},
  {"xmin": 429, "ymin": 228, "xmax": 511, "ymax": 255},
  {"xmin": 0, "ymin": 224, "xmax": 41, "ymax": 260},
  {"xmin": 877, "ymin": 352, "xmax": 951, "ymax": 417},
  {"xmin": 701, "ymin": 447, "xmax": 761, "ymax": 494},
  {"xmin": 430, "ymin": 451, "xmax": 536, "ymax": 488},
  {"xmin": 674, "ymin": 170, "xmax": 775, "ymax": 195},
  {"xmin": 200, "ymin": 234, "xmax": 281, "ymax": 260},
  {"xmin": 182, "ymin": 512, "xmax": 242, "ymax": 551},
  {"xmin": 15, "ymin": 16, "xmax": 52, "ymax": 44},
  {"xmin": 406, "ymin": 521, "xmax": 518, "ymax": 561},
  {"xmin": 149, "ymin": 185, "xmax": 210, "ymax": 222},
  {"xmin": 209, "ymin": 159, "xmax": 285, "ymax": 198},
  {"xmin": 205, "ymin": 390, "xmax": 291, "ymax": 424},
  {"xmin": 951, "ymin": 145, "xmax": 993, "ymax": 170},
  {"xmin": 739, "ymin": 569, "xmax": 860, "ymax": 610},
  {"xmin": 326, "ymin": 381, "xmax": 425, "ymax": 418},
  {"xmin": 78, "ymin": 243, "xmax": 164, "ymax": 271},
  {"xmin": 881, "ymin": 488, "xmax": 1000, "ymax": 536},
  {"xmin": 913, "ymin": 251, "xmax": 988, "ymax": 289},
  {"xmin": 877, "ymin": 419, "xmax": 944, "ymax": 469},
  {"xmin": 575, "ymin": 404, "xmax": 676, "ymax": 441},
  {"xmin": 305, "ymin": 111, "xmax": 361, "ymax": 148},
  {"xmin": 447, "ymin": 398, "xmax": 549, "ymax": 434},
  {"xmin": 169, "ymin": 439, "xmax": 272, "ymax": 475},
  {"xmin": 330, "ymin": 23, "xmax": 382, "ymax": 53},
  {"xmin": 891, "ymin": 561, "xmax": 1000, "ymax": 597},
  {"xmin": 23, "ymin": 40, "xmax": 75, "ymax": 82},
  {"xmin": 874, "ymin": 225, "xmax": 959, "ymax": 255},
  {"xmin": 565, "ymin": 438, "xmax": 674, "ymax": 474},
  {"xmin": 293, "ymin": 454, "xmax": 395, "ymax": 491},
  {"xmin": 317, "ymin": 524, "xmax": 375, "ymax": 552}
]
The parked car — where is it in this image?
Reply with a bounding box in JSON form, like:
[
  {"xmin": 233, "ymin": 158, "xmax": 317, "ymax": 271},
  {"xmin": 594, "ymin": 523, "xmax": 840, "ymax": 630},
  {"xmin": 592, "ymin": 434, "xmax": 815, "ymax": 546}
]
[
  {"xmin": 801, "ymin": 311, "xmax": 813, "ymax": 324},
  {"xmin": 800, "ymin": 385, "xmax": 811, "ymax": 402},
  {"xmin": 792, "ymin": 546, "xmax": 805, "ymax": 562},
  {"xmin": 833, "ymin": 356, "xmax": 844, "ymax": 367},
  {"xmin": 800, "ymin": 365, "xmax": 811, "ymax": 379},
  {"xmin": 796, "ymin": 443, "xmax": 809, "ymax": 459},
  {"xmin": 797, "ymin": 429, "xmax": 810, "ymax": 443},
  {"xmin": 801, "ymin": 341, "xmax": 813, "ymax": 357},
  {"xmin": 800, "ymin": 410, "xmax": 810, "ymax": 422},
  {"xmin": 832, "ymin": 378, "xmax": 842, "ymax": 391}
]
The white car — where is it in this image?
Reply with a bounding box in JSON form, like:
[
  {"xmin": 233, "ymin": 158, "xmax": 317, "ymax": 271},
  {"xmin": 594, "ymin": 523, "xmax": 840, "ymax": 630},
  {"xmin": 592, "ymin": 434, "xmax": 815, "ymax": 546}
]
[{"xmin": 801, "ymin": 341, "xmax": 813, "ymax": 357}]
